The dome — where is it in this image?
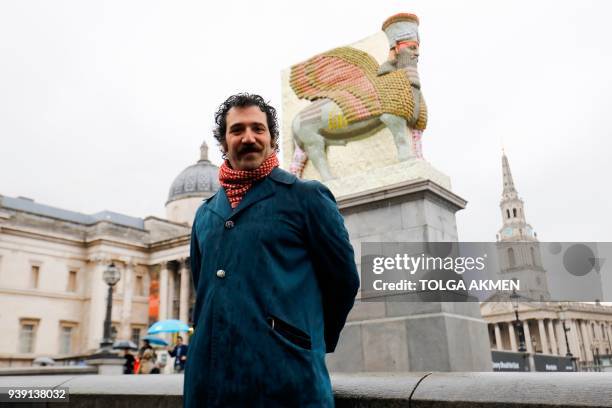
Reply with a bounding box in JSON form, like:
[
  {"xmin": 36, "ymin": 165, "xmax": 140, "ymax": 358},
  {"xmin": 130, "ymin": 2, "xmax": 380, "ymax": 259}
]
[{"xmin": 167, "ymin": 141, "xmax": 220, "ymax": 204}]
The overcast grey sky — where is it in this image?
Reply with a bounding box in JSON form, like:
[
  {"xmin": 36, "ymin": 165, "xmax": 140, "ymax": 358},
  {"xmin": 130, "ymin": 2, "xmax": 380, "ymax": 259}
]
[{"xmin": 1, "ymin": 0, "xmax": 610, "ymax": 242}]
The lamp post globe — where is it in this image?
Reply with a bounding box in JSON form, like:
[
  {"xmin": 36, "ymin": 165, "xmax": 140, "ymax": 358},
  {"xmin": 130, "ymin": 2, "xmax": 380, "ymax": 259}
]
[
  {"xmin": 100, "ymin": 262, "xmax": 121, "ymax": 351},
  {"xmin": 103, "ymin": 263, "xmax": 120, "ymax": 286},
  {"xmin": 510, "ymin": 290, "xmax": 520, "ymax": 311}
]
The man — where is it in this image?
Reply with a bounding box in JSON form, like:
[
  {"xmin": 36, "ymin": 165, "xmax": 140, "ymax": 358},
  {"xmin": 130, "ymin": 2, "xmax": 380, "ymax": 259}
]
[
  {"xmin": 184, "ymin": 93, "xmax": 359, "ymax": 407},
  {"xmin": 168, "ymin": 336, "xmax": 188, "ymax": 373}
]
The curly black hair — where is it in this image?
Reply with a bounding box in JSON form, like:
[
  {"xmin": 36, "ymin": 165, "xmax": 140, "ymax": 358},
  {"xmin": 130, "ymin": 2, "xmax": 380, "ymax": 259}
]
[{"xmin": 213, "ymin": 93, "xmax": 280, "ymax": 155}]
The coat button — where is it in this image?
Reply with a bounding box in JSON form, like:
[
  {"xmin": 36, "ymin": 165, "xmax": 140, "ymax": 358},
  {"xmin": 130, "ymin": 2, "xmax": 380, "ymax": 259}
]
[
  {"xmin": 216, "ymin": 269, "xmax": 226, "ymax": 278},
  {"xmin": 224, "ymin": 220, "xmax": 235, "ymax": 229}
]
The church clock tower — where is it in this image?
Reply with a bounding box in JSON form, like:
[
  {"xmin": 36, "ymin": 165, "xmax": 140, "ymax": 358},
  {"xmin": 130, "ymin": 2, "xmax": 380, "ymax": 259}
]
[{"xmin": 496, "ymin": 151, "xmax": 549, "ymax": 301}]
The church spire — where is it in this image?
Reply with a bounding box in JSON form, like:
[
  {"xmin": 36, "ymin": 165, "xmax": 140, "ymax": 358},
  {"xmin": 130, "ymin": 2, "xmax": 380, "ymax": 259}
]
[
  {"xmin": 495, "ymin": 151, "xmax": 548, "ymax": 301},
  {"xmin": 497, "ymin": 151, "xmax": 537, "ymax": 242},
  {"xmin": 501, "ymin": 151, "xmax": 517, "ymax": 198}
]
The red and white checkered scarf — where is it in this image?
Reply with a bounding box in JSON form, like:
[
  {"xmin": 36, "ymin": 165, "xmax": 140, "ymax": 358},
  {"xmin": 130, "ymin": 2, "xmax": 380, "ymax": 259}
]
[{"xmin": 219, "ymin": 153, "xmax": 279, "ymax": 208}]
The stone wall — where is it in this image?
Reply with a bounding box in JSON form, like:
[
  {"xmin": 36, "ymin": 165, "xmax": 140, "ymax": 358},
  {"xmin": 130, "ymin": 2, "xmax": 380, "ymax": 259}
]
[{"xmin": 1, "ymin": 373, "xmax": 611, "ymax": 407}]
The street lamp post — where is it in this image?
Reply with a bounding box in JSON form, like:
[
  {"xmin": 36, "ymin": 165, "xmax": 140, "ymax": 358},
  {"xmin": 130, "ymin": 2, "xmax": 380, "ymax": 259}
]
[
  {"xmin": 510, "ymin": 290, "xmax": 527, "ymax": 353},
  {"xmin": 558, "ymin": 306, "xmax": 573, "ymax": 358},
  {"xmin": 100, "ymin": 263, "xmax": 121, "ymax": 352},
  {"xmin": 592, "ymin": 345, "xmax": 601, "ymax": 372}
]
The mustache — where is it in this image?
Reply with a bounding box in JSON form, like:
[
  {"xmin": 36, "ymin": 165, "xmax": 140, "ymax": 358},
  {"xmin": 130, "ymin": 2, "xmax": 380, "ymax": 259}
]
[{"xmin": 238, "ymin": 144, "xmax": 262, "ymax": 155}]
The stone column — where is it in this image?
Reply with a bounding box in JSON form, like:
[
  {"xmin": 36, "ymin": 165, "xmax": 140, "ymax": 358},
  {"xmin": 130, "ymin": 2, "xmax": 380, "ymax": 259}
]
[
  {"xmin": 580, "ymin": 320, "xmax": 594, "ymax": 361},
  {"xmin": 508, "ymin": 322, "xmax": 517, "ymax": 352},
  {"xmin": 179, "ymin": 259, "xmax": 190, "ymax": 324},
  {"xmin": 167, "ymin": 267, "xmax": 176, "ymax": 320},
  {"xmin": 569, "ymin": 319, "xmax": 583, "ymax": 361},
  {"xmin": 537, "ymin": 319, "xmax": 549, "ymax": 354},
  {"xmin": 494, "ymin": 323, "xmax": 503, "ymax": 351},
  {"xmin": 120, "ymin": 259, "xmax": 134, "ymax": 340},
  {"xmin": 523, "ymin": 320, "xmax": 533, "ymax": 353},
  {"xmin": 548, "ymin": 319, "xmax": 558, "ymax": 355},
  {"xmin": 159, "ymin": 262, "xmax": 169, "ymax": 321}
]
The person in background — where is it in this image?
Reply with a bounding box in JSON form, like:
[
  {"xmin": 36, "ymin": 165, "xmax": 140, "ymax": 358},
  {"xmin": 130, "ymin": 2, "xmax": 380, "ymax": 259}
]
[
  {"xmin": 138, "ymin": 339, "xmax": 153, "ymax": 359},
  {"xmin": 123, "ymin": 350, "xmax": 135, "ymax": 374},
  {"xmin": 138, "ymin": 348, "xmax": 159, "ymax": 374},
  {"xmin": 168, "ymin": 335, "xmax": 188, "ymax": 373}
]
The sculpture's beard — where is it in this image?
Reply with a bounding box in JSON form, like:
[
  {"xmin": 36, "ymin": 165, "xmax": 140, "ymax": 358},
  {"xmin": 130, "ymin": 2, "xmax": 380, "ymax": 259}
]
[{"xmin": 397, "ymin": 52, "xmax": 420, "ymax": 88}]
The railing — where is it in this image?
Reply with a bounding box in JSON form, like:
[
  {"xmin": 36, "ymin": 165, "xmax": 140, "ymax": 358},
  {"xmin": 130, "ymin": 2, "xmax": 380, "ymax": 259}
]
[{"xmin": 1, "ymin": 372, "xmax": 611, "ymax": 407}]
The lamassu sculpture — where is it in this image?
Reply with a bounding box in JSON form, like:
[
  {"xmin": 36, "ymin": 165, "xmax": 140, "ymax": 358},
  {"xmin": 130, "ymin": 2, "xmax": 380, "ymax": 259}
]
[{"xmin": 290, "ymin": 13, "xmax": 427, "ymax": 180}]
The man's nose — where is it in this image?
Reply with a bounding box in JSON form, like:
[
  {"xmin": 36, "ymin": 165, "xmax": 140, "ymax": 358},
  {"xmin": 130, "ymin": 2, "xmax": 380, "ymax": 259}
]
[{"xmin": 242, "ymin": 128, "xmax": 257, "ymax": 143}]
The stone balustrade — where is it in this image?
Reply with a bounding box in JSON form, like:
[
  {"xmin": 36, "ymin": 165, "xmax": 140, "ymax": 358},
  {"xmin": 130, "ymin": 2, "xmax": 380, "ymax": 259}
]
[{"xmin": 1, "ymin": 372, "xmax": 611, "ymax": 407}]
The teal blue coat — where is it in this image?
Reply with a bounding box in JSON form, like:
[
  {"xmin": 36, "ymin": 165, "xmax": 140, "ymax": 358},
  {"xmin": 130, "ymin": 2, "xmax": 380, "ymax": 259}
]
[{"xmin": 184, "ymin": 167, "xmax": 359, "ymax": 407}]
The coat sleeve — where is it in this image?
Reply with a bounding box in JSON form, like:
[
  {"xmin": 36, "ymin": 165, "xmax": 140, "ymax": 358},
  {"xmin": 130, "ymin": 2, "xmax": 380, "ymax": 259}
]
[{"xmin": 304, "ymin": 181, "xmax": 360, "ymax": 353}]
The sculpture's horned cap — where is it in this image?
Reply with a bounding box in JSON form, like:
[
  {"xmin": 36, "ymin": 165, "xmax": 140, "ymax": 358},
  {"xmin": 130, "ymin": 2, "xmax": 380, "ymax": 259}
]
[{"xmin": 382, "ymin": 13, "xmax": 420, "ymax": 49}]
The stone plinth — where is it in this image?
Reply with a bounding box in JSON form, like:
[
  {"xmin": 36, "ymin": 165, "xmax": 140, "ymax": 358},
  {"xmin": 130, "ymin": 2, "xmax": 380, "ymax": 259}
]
[
  {"xmin": 325, "ymin": 159, "xmax": 451, "ymax": 199},
  {"xmin": 326, "ymin": 178, "xmax": 493, "ymax": 372},
  {"xmin": 87, "ymin": 353, "xmax": 125, "ymax": 375}
]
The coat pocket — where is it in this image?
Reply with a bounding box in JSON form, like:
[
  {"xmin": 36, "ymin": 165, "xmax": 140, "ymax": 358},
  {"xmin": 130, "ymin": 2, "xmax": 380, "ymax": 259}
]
[{"xmin": 267, "ymin": 315, "xmax": 312, "ymax": 351}]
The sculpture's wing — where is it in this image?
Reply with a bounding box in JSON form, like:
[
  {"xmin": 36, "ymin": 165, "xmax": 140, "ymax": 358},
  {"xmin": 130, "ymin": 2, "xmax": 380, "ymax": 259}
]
[{"xmin": 290, "ymin": 47, "xmax": 384, "ymax": 123}]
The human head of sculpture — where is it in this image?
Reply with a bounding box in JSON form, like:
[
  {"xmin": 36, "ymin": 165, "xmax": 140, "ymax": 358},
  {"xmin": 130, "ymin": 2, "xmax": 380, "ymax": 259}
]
[
  {"xmin": 382, "ymin": 13, "xmax": 420, "ymax": 48},
  {"xmin": 383, "ymin": 13, "xmax": 421, "ymax": 84},
  {"xmin": 213, "ymin": 93, "xmax": 279, "ymax": 170}
]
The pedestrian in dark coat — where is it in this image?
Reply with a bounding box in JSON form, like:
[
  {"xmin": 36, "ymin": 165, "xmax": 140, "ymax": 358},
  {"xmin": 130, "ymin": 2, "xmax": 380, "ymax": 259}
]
[
  {"xmin": 168, "ymin": 335, "xmax": 188, "ymax": 373},
  {"xmin": 183, "ymin": 93, "xmax": 359, "ymax": 407}
]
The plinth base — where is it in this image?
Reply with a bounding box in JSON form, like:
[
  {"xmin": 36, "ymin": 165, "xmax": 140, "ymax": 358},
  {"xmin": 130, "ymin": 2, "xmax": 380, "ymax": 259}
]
[{"xmin": 327, "ymin": 177, "xmax": 492, "ymax": 372}]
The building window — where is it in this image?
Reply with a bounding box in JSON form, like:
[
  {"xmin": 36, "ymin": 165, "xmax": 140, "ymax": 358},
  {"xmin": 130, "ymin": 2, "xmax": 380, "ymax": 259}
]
[
  {"xmin": 131, "ymin": 327, "xmax": 141, "ymax": 345},
  {"xmin": 592, "ymin": 323, "xmax": 596, "ymax": 338},
  {"xmin": 67, "ymin": 270, "xmax": 77, "ymax": 292},
  {"xmin": 19, "ymin": 320, "xmax": 38, "ymax": 353},
  {"xmin": 602, "ymin": 324, "xmax": 607, "ymax": 340},
  {"xmin": 59, "ymin": 324, "xmax": 76, "ymax": 354},
  {"xmin": 111, "ymin": 325, "xmax": 118, "ymax": 341},
  {"xmin": 135, "ymin": 275, "xmax": 144, "ymax": 296},
  {"xmin": 30, "ymin": 265, "xmax": 40, "ymax": 289},
  {"xmin": 513, "ymin": 208, "xmax": 517, "ymax": 217},
  {"xmin": 508, "ymin": 248, "xmax": 516, "ymax": 268},
  {"xmin": 506, "ymin": 209, "xmax": 510, "ymax": 219}
]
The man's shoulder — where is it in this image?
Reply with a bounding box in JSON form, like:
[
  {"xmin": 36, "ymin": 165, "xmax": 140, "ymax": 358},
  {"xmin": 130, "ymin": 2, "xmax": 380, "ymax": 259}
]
[
  {"xmin": 196, "ymin": 191, "xmax": 221, "ymax": 212},
  {"xmin": 268, "ymin": 167, "xmax": 330, "ymax": 195},
  {"xmin": 268, "ymin": 167, "xmax": 297, "ymax": 185}
]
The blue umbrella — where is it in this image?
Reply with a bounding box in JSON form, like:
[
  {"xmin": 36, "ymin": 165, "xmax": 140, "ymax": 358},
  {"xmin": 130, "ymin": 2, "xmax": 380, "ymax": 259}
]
[
  {"xmin": 147, "ymin": 319, "xmax": 190, "ymax": 334},
  {"xmin": 142, "ymin": 335, "xmax": 169, "ymax": 346}
]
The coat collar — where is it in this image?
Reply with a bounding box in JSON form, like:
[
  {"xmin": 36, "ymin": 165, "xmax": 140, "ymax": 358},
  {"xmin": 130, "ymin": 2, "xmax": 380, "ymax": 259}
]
[
  {"xmin": 268, "ymin": 167, "xmax": 297, "ymax": 185},
  {"xmin": 206, "ymin": 167, "xmax": 296, "ymax": 220}
]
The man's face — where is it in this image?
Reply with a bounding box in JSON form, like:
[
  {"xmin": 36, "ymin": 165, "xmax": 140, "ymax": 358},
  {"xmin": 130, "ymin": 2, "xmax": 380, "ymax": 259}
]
[
  {"xmin": 177, "ymin": 337, "xmax": 183, "ymax": 344},
  {"xmin": 223, "ymin": 105, "xmax": 274, "ymax": 171},
  {"xmin": 396, "ymin": 40, "xmax": 419, "ymax": 65}
]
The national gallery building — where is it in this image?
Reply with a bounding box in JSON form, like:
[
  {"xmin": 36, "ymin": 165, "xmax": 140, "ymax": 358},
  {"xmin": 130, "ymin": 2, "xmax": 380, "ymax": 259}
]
[{"xmin": 0, "ymin": 143, "xmax": 217, "ymax": 366}]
